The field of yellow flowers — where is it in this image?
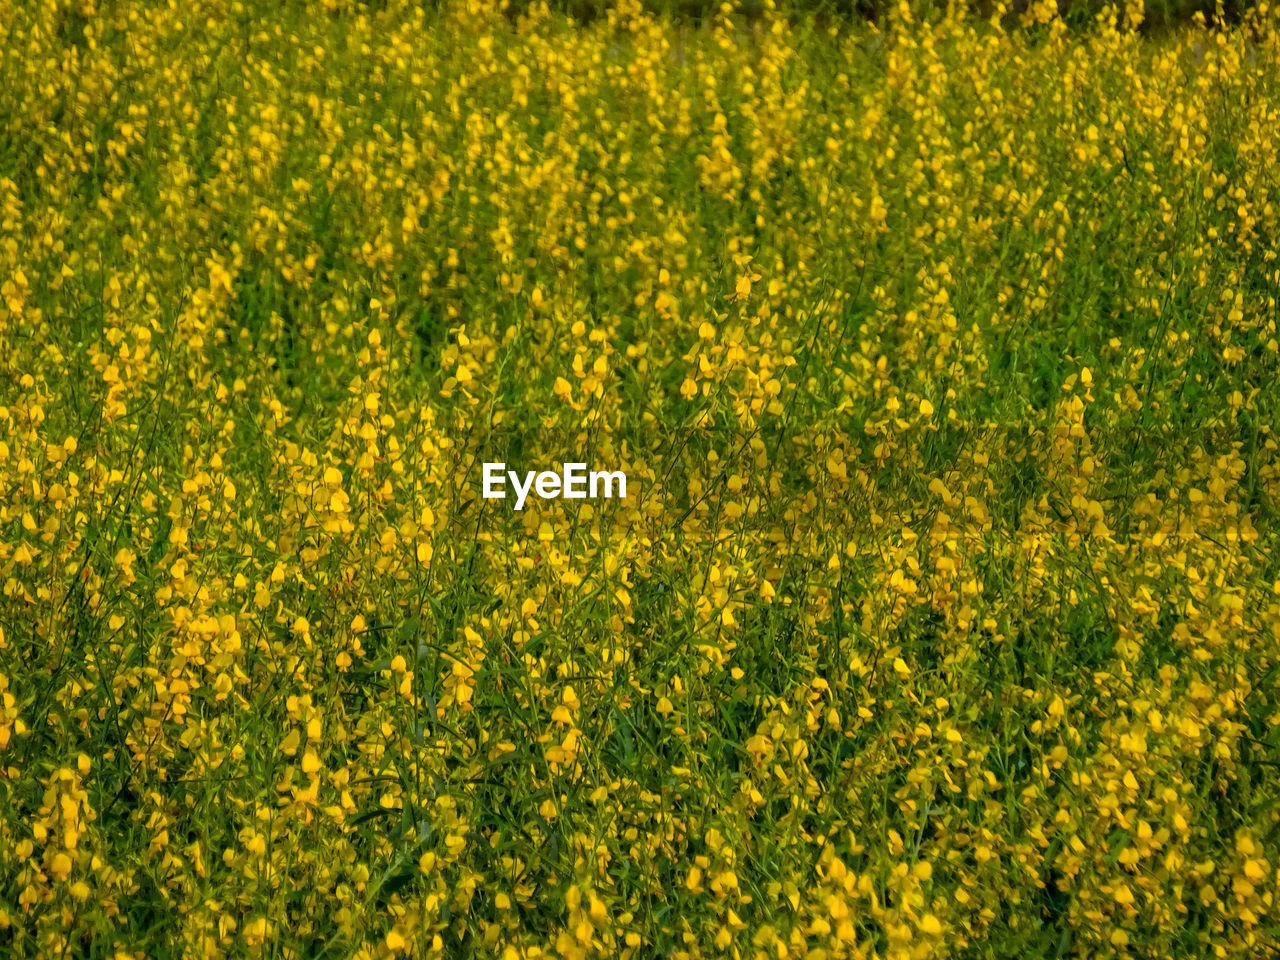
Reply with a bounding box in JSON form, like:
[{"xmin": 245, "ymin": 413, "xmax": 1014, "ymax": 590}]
[{"xmin": 2, "ymin": 0, "xmax": 1280, "ymax": 957}]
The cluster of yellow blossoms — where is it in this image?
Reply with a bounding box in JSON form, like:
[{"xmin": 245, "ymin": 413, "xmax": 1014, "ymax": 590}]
[{"xmin": 1, "ymin": 0, "xmax": 1278, "ymax": 957}]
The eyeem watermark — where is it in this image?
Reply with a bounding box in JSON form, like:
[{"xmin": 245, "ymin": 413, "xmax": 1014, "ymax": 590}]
[{"xmin": 482, "ymin": 462, "xmax": 627, "ymax": 510}]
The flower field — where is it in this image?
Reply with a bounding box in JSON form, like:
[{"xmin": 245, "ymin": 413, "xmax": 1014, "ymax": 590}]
[{"xmin": 1, "ymin": 0, "xmax": 1279, "ymax": 957}]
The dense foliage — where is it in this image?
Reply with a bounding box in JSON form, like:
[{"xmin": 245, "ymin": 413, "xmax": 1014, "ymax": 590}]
[{"xmin": 1, "ymin": 1, "xmax": 1278, "ymax": 957}]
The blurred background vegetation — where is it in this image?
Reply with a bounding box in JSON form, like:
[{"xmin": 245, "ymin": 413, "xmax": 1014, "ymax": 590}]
[{"xmin": 494, "ymin": 0, "xmax": 1254, "ymax": 31}]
